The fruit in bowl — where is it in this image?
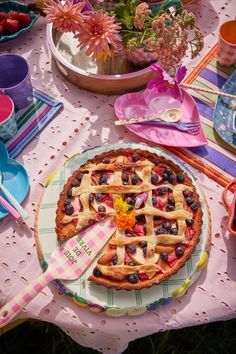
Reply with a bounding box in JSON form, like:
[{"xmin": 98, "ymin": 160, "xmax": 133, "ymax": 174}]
[
  {"xmin": 0, "ymin": 1, "xmax": 37, "ymax": 42},
  {"xmin": 0, "ymin": 11, "xmax": 31, "ymax": 34}
]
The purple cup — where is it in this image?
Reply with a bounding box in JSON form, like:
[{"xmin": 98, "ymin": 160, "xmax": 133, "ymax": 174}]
[{"xmin": 0, "ymin": 54, "xmax": 33, "ymax": 111}]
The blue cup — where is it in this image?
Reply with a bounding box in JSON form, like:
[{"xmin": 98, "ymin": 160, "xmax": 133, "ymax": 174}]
[{"xmin": 0, "ymin": 54, "xmax": 33, "ymax": 111}]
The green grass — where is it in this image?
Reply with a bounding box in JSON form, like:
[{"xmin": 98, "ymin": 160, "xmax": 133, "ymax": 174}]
[{"xmin": 1, "ymin": 318, "xmax": 236, "ymax": 354}]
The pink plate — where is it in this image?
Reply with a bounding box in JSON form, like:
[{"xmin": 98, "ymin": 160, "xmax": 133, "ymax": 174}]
[{"xmin": 114, "ymin": 90, "xmax": 208, "ymax": 147}]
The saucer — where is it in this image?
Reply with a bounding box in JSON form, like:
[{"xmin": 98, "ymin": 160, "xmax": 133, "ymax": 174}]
[
  {"xmin": 0, "ymin": 141, "xmax": 29, "ymax": 219},
  {"xmin": 114, "ymin": 90, "xmax": 207, "ymax": 147}
]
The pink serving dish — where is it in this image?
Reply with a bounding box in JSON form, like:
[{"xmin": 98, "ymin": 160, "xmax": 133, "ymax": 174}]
[{"xmin": 114, "ymin": 89, "xmax": 208, "ymax": 148}]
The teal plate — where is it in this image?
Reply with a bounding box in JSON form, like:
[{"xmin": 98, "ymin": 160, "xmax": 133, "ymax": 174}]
[
  {"xmin": 0, "ymin": 141, "xmax": 29, "ymax": 219},
  {"xmin": 0, "ymin": 1, "xmax": 37, "ymax": 43},
  {"xmin": 213, "ymin": 69, "xmax": 236, "ymax": 149}
]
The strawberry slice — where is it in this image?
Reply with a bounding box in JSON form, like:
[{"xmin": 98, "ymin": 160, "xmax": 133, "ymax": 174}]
[
  {"xmin": 132, "ymin": 223, "xmax": 145, "ymax": 236},
  {"xmin": 167, "ymin": 254, "xmax": 178, "ymax": 267},
  {"xmin": 0, "ymin": 23, "xmax": 4, "ymax": 35},
  {"xmin": 18, "ymin": 13, "xmax": 31, "ymax": 28},
  {"xmin": 8, "ymin": 11, "xmax": 20, "ymax": 20},
  {"xmin": 0, "ymin": 12, "xmax": 7, "ymax": 21},
  {"xmin": 4, "ymin": 19, "xmax": 19, "ymax": 33}
]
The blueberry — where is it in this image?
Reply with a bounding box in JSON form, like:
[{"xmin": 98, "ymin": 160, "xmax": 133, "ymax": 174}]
[
  {"xmin": 126, "ymin": 196, "xmax": 134, "ymax": 205},
  {"xmin": 163, "ymin": 221, "xmax": 171, "ymax": 231},
  {"xmin": 143, "ymin": 224, "xmax": 147, "ymax": 233},
  {"xmin": 93, "ymin": 267, "xmax": 102, "ymax": 277},
  {"xmin": 128, "ymin": 261, "xmax": 136, "ymax": 266},
  {"xmin": 132, "ymin": 153, "xmax": 140, "ymax": 162},
  {"xmin": 183, "ymin": 190, "xmax": 193, "ymax": 198},
  {"xmin": 102, "ymin": 157, "xmax": 110, "ymax": 164},
  {"xmin": 143, "ymin": 247, "xmax": 147, "ymax": 257},
  {"xmin": 167, "ymin": 196, "xmax": 175, "ymax": 205},
  {"xmin": 158, "ymin": 187, "xmax": 168, "ymax": 196},
  {"xmin": 65, "ymin": 204, "xmax": 74, "ymax": 215},
  {"xmin": 136, "ymin": 215, "xmax": 144, "ymax": 222},
  {"xmin": 72, "ymin": 179, "xmax": 80, "ymax": 187},
  {"xmin": 98, "ymin": 205, "xmax": 106, "ymax": 213},
  {"xmin": 160, "ymin": 252, "xmax": 168, "ymax": 262},
  {"xmin": 122, "ymin": 173, "xmax": 129, "ymax": 182},
  {"xmin": 166, "ymin": 205, "xmax": 175, "ymax": 212},
  {"xmin": 154, "ymin": 215, "xmax": 161, "ymax": 221},
  {"xmin": 151, "ymin": 158, "xmax": 159, "ymax": 164},
  {"xmin": 127, "ymin": 245, "xmax": 136, "ymax": 254},
  {"xmin": 164, "ymin": 167, "xmax": 173, "ymax": 176},
  {"xmin": 162, "ymin": 173, "xmax": 169, "ymax": 181},
  {"xmin": 175, "ymin": 245, "xmax": 184, "ymax": 257},
  {"xmin": 112, "ymin": 256, "xmax": 118, "ymax": 265},
  {"xmin": 67, "ymin": 188, "xmax": 73, "ymax": 197},
  {"xmin": 186, "ymin": 218, "xmax": 194, "ymax": 226},
  {"xmin": 99, "ymin": 175, "xmax": 107, "ymax": 185},
  {"xmin": 156, "ymin": 227, "xmax": 168, "ymax": 234},
  {"xmin": 139, "ymin": 241, "xmax": 147, "ymax": 248},
  {"xmin": 186, "ymin": 197, "xmax": 194, "ymax": 206},
  {"xmin": 88, "ymin": 194, "xmax": 94, "ymax": 202},
  {"xmin": 151, "ymin": 173, "xmax": 159, "ymax": 184},
  {"xmin": 171, "ymin": 228, "xmax": 178, "ymax": 235},
  {"xmin": 152, "ymin": 196, "xmax": 157, "ymax": 206},
  {"xmin": 128, "ymin": 273, "xmax": 139, "ymax": 284},
  {"xmin": 191, "ymin": 202, "xmax": 199, "ymax": 211},
  {"xmin": 64, "ymin": 199, "xmax": 71, "ymax": 207},
  {"xmin": 176, "ymin": 173, "xmax": 184, "ymax": 183},
  {"xmin": 123, "ymin": 182, "xmax": 129, "ymax": 185},
  {"xmin": 168, "ymin": 174, "xmax": 176, "ymax": 184},
  {"xmin": 95, "ymin": 193, "xmax": 103, "ymax": 201},
  {"xmin": 125, "ymin": 232, "xmax": 133, "ymax": 237},
  {"xmin": 131, "ymin": 175, "xmax": 139, "ymax": 185}
]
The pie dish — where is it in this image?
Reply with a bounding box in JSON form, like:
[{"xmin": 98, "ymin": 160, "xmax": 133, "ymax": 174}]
[{"xmin": 55, "ymin": 147, "xmax": 203, "ymax": 290}]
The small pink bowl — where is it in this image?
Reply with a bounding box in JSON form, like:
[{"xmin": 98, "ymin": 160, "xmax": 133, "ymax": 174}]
[{"xmin": 222, "ymin": 178, "xmax": 236, "ymax": 237}]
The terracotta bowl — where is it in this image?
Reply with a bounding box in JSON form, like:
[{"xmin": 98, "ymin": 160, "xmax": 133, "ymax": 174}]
[{"xmin": 46, "ymin": 24, "xmax": 155, "ymax": 95}]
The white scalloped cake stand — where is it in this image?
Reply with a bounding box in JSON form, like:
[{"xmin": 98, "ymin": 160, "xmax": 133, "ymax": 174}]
[{"xmin": 36, "ymin": 143, "xmax": 211, "ymax": 317}]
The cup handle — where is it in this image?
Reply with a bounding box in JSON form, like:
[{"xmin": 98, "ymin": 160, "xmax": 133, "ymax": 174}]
[
  {"xmin": 222, "ymin": 178, "xmax": 236, "ymax": 210},
  {"xmin": 158, "ymin": 0, "xmax": 182, "ymax": 14}
]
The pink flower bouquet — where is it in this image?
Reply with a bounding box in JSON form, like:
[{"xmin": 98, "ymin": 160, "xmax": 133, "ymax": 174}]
[{"xmin": 43, "ymin": 0, "xmax": 204, "ymax": 70}]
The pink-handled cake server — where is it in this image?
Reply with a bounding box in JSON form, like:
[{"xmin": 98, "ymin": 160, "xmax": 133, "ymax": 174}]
[
  {"xmin": 0, "ymin": 217, "xmax": 116, "ymax": 328},
  {"xmin": 0, "ymin": 196, "xmax": 21, "ymax": 219}
]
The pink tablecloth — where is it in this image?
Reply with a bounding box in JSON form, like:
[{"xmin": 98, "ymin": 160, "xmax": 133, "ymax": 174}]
[{"xmin": 1, "ymin": 1, "xmax": 236, "ymax": 353}]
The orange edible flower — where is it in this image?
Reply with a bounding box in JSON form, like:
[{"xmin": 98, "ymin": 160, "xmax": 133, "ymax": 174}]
[{"xmin": 116, "ymin": 212, "xmax": 135, "ymax": 230}]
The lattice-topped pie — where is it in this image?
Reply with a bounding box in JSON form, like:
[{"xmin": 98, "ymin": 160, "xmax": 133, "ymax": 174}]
[{"xmin": 56, "ymin": 148, "xmax": 203, "ymax": 290}]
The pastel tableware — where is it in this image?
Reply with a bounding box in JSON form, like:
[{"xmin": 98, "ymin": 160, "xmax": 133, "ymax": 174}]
[
  {"xmin": 114, "ymin": 90, "xmax": 207, "ymax": 147},
  {"xmin": 0, "ymin": 218, "xmax": 116, "ymax": 328},
  {"xmin": 0, "ymin": 1, "xmax": 37, "ymax": 43},
  {"xmin": 0, "ymin": 140, "xmax": 29, "ymax": 219},
  {"xmin": 0, "ymin": 94, "xmax": 17, "ymax": 142},
  {"xmin": 216, "ymin": 20, "xmax": 236, "ymax": 67},
  {"xmin": 0, "ymin": 54, "xmax": 33, "ymax": 110},
  {"xmin": 0, "ymin": 170, "xmax": 28, "ymax": 220},
  {"xmin": 222, "ymin": 178, "xmax": 236, "ymax": 237},
  {"xmin": 213, "ymin": 69, "xmax": 236, "ymax": 149},
  {"xmin": 0, "ymin": 196, "xmax": 20, "ymax": 219},
  {"xmin": 139, "ymin": 120, "xmax": 200, "ymax": 134}
]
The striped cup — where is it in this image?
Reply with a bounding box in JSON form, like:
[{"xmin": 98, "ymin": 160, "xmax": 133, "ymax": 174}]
[{"xmin": 216, "ymin": 20, "xmax": 236, "ymax": 67}]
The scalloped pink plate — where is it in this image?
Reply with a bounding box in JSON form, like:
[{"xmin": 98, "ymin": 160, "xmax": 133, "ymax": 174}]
[{"xmin": 114, "ymin": 90, "xmax": 208, "ymax": 147}]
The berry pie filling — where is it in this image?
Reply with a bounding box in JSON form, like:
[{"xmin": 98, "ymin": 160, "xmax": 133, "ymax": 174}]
[{"xmin": 56, "ymin": 149, "xmax": 202, "ymax": 289}]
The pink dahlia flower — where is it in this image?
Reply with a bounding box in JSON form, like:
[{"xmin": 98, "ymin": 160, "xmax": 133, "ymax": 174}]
[
  {"xmin": 74, "ymin": 10, "xmax": 122, "ymax": 60},
  {"xmin": 44, "ymin": 0, "xmax": 87, "ymax": 33}
]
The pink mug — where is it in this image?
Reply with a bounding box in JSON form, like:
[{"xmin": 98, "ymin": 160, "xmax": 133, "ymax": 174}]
[
  {"xmin": 222, "ymin": 178, "xmax": 236, "ymax": 237},
  {"xmin": 216, "ymin": 20, "xmax": 236, "ymax": 67}
]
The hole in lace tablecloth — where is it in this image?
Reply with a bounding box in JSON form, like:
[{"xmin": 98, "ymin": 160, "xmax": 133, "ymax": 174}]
[
  {"xmin": 101, "ymin": 320, "xmax": 106, "ymax": 326},
  {"xmin": 4, "ymin": 279, "xmax": 11, "ymax": 286},
  {"xmin": 1, "ymin": 262, "xmax": 9, "ymax": 269},
  {"xmin": 19, "ymin": 260, "xmax": 26, "ymax": 267},
  {"xmin": 44, "ymin": 309, "xmax": 50, "ymax": 315}
]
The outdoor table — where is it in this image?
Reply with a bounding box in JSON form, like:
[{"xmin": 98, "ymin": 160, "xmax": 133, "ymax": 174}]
[{"xmin": 0, "ymin": 1, "xmax": 236, "ymax": 353}]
